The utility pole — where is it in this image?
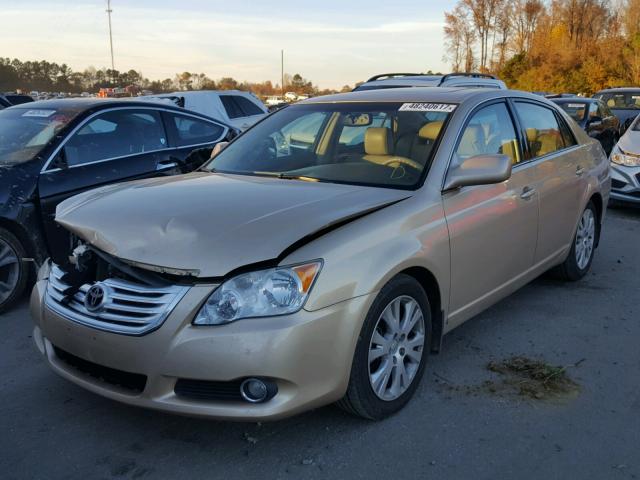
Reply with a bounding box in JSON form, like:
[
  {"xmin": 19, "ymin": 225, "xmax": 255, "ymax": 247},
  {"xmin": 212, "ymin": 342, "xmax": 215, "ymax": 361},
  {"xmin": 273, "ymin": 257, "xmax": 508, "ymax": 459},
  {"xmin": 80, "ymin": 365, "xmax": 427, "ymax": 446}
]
[
  {"xmin": 106, "ymin": 0, "xmax": 115, "ymax": 84},
  {"xmin": 281, "ymin": 49, "xmax": 284, "ymax": 96}
]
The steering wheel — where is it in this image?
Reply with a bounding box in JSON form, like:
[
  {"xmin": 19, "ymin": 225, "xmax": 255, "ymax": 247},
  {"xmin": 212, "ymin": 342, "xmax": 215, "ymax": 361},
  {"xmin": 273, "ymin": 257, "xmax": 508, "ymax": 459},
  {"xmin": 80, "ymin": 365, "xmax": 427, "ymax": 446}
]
[{"xmin": 383, "ymin": 156, "xmax": 422, "ymax": 171}]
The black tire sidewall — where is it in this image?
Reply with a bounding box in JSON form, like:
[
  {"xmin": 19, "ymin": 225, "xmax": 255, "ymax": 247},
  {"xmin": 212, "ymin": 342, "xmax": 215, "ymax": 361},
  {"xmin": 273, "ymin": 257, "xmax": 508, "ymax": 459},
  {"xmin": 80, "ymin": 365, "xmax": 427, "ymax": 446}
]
[
  {"xmin": 0, "ymin": 227, "xmax": 28, "ymax": 313},
  {"xmin": 348, "ymin": 274, "xmax": 432, "ymax": 420}
]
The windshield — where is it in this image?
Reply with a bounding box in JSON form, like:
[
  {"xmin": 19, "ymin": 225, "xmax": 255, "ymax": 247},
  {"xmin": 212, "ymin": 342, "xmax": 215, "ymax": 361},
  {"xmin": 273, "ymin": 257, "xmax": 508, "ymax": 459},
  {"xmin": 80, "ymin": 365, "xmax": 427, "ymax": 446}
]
[
  {"xmin": 0, "ymin": 107, "xmax": 75, "ymax": 165},
  {"xmin": 557, "ymin": 102, "xmax": 587, "ymax": 122},
  {"xmin": 206, "ymin": 102, "xmax": 455, "ymax": 189},
  {"xmin": 594, "ymin": 92, "xmax": 640, "ymax": 110}
]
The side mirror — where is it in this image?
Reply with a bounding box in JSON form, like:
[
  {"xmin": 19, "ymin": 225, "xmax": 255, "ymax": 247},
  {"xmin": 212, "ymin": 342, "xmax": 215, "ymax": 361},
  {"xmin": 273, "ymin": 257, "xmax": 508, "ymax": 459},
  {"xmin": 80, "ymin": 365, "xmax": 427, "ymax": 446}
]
[
  {"xmin": 210, "ymin": 142, "xmax": 229, "ymax": 159},
  {"xmin": 51, "ymin": 149, "xmax": 68, "ymax": 169},
  {"xmin": 443, "ymin": 154, "xmax": 512, "ymax": 191}
]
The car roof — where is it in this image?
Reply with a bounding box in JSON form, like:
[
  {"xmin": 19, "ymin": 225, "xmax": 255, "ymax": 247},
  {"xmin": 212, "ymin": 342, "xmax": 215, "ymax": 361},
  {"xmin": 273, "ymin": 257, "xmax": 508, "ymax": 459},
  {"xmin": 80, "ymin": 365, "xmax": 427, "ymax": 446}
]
[
  {"xmin": 7, "ymin": 97, "xmax": 226, "ymax": 118},
  {"xmin": 551, "ymin": 97, "xmax": 597, "ymax": 104},
  {"xmin": 302, "ymin": 87, "xmax": 538, "ymax": 105},
  {"xmin": 595, "ymin": 87, "xmax": 640, "ymax": 93}
]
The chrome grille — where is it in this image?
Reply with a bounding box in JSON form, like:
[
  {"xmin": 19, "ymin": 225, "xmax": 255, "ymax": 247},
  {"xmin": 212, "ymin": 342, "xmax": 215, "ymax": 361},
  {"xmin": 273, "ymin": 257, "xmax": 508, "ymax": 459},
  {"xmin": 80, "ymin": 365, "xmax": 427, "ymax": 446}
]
[{"xmin": 45, "ymin": 264, "xmax": 189, "ymax": 335}]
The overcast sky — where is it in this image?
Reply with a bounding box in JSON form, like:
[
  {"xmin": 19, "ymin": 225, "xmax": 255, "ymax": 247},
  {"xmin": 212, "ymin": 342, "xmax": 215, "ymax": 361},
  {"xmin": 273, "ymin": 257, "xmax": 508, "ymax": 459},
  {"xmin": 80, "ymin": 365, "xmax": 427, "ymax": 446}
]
[{"xmin": 1, "ymin": 0, "xmax": 456, "ymax": 89}]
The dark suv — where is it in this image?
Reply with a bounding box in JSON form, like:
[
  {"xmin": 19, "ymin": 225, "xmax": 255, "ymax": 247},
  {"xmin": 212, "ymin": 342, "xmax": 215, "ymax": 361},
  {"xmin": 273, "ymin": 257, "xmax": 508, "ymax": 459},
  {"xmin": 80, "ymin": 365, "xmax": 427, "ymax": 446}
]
[{"xmin": 593, "ymin": 88, "xmax": 640, "ymax": 132}]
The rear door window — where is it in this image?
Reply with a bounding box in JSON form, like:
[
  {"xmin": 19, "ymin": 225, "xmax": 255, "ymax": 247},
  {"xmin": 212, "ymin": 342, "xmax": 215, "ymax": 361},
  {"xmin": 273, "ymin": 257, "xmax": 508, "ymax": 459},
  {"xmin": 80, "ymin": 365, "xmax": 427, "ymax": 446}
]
[
  {"xmin": 170, "ymin": 114, "xmax": 225, "ymax": 146},
  {"xmin": 514, "ymin": 102, "xmax": 567, "ymax": 159}
]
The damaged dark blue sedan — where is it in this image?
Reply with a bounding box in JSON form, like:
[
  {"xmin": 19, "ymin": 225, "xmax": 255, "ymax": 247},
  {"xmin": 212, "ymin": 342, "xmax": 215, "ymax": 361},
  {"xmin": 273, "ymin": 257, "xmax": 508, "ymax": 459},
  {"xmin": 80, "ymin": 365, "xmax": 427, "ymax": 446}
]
[{"xmin": 0, "ymin": 99, "xmax": 236, "ymax": 312}]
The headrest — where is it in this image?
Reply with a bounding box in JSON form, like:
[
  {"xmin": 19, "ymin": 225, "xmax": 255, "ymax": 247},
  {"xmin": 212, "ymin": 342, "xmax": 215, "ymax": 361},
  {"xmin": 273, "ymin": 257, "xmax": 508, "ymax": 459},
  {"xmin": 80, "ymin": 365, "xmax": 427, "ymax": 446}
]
[
  {"xmin": 457, "ymin": 125, "xmax": 486, "ymax": 156},
  {"xmin": 418, "ymin": 121, "xmax": 444, "ymax": 141},
  {"xmin": 365, "ymin": 127, "xmax": 392, "ymax": 155},
  {"xmin": 526, "ymin": 128, "xmax": 538, "ymax": 142}
]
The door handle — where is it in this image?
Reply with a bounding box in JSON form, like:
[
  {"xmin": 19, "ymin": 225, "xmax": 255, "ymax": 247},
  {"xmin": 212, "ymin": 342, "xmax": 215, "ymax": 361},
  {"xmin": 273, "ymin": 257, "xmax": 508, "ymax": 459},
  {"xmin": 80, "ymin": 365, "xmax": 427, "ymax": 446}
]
[
  {"xmin": 576, "ymin": 166, "xmax": 585, "ymax": 176},
  {"xmin": 156, "ymin": 160, "xmax": 178, "ymax": 171},
  {"xmin": 520, "ymin": 186, "xmax": 536, "ymax": 200}
]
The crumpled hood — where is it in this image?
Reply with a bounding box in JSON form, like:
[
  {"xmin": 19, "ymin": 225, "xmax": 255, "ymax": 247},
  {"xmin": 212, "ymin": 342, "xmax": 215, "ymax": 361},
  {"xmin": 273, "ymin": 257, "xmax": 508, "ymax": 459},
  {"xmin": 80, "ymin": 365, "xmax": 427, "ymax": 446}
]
[
  {"xmin": 617, "ymin": 129, "xmax": 640, "ymax": 155},
  {"xmin": 55, "ymin": 172, "xmax": 410, "ymax": 277}
]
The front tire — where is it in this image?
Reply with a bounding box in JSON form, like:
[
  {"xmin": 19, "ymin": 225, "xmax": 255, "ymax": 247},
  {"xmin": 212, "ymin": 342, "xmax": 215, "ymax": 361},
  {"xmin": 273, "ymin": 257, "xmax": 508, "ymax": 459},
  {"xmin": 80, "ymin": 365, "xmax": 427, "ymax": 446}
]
[
  {"xmin": 337, "ymin": 274, "xmax": 432, "ymax": 420},
  {"xmin": 0, "ymin": 227, "xmax": 28, "ymax": 313},
  {"xmin": 554, "ymin": 202, "xmax": 598, "ymax": 281}
]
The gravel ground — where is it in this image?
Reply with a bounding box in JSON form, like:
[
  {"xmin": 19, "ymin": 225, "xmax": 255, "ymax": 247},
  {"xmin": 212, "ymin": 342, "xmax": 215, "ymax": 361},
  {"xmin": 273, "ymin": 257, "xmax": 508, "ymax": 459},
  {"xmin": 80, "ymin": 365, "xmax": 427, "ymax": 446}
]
[{"xmin": 1, "ymin": 207, "xmax": 639, "ymax": 480}]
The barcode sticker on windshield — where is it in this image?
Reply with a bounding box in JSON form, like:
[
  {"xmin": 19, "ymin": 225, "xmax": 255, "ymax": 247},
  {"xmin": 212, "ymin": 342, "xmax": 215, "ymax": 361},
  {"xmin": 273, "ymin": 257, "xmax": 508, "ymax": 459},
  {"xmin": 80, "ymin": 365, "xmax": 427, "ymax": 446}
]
[
  {"xmin": 399, "ymin": 103, "xmax": 457, "ymax": 113},
  {"xmin": 567, "ymin": 103, "xmax": 585, "ymax": 108},
  {"xmin": 22, "ymin": 109, "xmax": 56, "ymax": 118}
]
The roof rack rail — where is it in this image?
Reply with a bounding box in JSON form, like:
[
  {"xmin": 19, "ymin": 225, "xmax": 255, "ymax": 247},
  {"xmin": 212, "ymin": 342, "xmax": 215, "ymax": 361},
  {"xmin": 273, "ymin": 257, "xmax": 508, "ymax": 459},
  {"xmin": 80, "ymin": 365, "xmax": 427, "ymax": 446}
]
[
  {"xmin": 438, "ymin": 72, "xmax": 497, "ymax": 85},
  {"xmin": 367, "ymin": 73, "xmax": 423, "ymax": 82}
]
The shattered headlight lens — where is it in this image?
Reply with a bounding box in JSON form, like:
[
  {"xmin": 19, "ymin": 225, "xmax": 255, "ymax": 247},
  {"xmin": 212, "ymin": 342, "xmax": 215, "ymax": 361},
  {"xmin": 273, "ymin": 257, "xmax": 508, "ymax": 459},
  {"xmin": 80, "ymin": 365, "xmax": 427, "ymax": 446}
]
[
  {"xmin": 611, "ymin": 146, "xmax": 640, "ymax": 167},
  {"xmin": 193, "ymin": 261, "xmax": 322, "ymax": 325}
]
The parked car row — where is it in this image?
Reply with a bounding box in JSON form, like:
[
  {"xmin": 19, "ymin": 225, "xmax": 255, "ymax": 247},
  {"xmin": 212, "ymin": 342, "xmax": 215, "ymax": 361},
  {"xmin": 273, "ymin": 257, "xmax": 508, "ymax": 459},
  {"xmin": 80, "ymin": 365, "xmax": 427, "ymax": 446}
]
[{"xmin": 20, "ymin": 85, "xmax": 609, "ymax": 421}]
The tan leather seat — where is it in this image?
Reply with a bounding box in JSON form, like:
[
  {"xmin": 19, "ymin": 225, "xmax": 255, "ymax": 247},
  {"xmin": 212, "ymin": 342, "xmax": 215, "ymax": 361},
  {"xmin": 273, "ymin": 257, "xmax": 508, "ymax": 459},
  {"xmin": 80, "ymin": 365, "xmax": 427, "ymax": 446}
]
[
  {"xmin": 537, "ymin": 131, "xmax": 562, "ymax": 156},
  {"xmin": 363, "ymin": 127, "xmax": 422, "ymax": 170},
  {"xmin": 417, "ymin": 121, "xmax": 443, "ymax": 142},
  {"xmin": 364, "ymin": 127, "xmax": 392, "ymax": 157},
  {"xmin": 457, "ymin": 124, "xmax": 486, "ymax": 157}
]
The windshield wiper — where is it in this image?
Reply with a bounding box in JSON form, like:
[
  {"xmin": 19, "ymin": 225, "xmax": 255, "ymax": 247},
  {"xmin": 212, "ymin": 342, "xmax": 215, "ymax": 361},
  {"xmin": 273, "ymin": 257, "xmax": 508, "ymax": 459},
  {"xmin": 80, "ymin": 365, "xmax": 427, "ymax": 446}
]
[{"xmin": 252, "ymin": 171, "xmax": 319, "ymax": 182}]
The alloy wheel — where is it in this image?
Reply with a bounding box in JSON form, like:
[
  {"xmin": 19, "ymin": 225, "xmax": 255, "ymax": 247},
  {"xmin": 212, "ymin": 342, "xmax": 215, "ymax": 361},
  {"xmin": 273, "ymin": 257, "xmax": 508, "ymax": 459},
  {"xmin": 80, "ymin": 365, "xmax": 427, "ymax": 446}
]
[
  {"xmin": 575, "ymin": 208, "xmax": 595, "ymax": 270},
  {"xmin": 368, "ymin": 295, "xmax": 425, "ymax": 401},
  {"xmin": 0, "ymin": 238, "xmax": 20, "ymax": 305}
]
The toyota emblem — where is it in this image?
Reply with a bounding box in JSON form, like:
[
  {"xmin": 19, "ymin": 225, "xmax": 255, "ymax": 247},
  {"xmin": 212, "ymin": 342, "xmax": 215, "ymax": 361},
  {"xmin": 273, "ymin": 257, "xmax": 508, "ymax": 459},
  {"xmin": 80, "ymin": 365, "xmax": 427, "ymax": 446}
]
[{"xmin": 84, "ymin": 284, "xmax": 107, "ymax": 312}]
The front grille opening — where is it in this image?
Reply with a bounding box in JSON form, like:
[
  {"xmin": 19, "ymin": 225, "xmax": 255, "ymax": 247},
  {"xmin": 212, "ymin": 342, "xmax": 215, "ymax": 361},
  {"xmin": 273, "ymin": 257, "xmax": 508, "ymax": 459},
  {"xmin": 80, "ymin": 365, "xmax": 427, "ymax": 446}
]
[
  {"xmin": 174, "ymin": 379, "xmax": 244, "ymax": 401},
  {"xmin": 53, "ymin": 346, "xmax": 147, "ymax": 394},
  {"xmin": 611, "ymin": 179, "xmax": 626, "ymax": 190}
]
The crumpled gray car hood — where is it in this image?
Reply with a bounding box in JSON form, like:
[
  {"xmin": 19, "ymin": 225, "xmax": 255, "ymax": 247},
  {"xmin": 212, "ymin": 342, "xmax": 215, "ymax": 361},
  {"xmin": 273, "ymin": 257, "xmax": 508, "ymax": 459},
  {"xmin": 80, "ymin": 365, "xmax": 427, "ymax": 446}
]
[{"xmin": 55, "ymin": 172, "xmax": 410, "ymax": 278}]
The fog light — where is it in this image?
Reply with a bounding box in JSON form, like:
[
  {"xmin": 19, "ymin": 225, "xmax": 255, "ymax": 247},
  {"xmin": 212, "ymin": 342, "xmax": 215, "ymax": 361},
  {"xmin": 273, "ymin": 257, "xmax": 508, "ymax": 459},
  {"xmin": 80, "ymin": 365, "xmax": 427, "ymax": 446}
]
[{"xmin": 240, "ymin": 378, "xmax": 277, "ymax": 403}]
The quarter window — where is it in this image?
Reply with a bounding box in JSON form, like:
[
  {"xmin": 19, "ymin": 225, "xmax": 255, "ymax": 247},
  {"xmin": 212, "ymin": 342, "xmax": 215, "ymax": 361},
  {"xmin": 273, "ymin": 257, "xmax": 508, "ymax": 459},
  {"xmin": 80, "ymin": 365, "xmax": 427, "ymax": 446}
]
[
  {"xmin": 171, "ymin": 114, "xmax": 225, "ymax": 146},
  {"xmin": 514, "ymin": 102, "xmax": 567, "ymax": 159},
  {"xmin": 63, "ymin": 110, "xmax": 166, "ymax": 166},
  {"xmin": 234, "ymin": 96, "xmax": 264, "ymax": 116},
  {"xmin": 455, "ymin": 102, "xmax": 521, "ymax": 164}
]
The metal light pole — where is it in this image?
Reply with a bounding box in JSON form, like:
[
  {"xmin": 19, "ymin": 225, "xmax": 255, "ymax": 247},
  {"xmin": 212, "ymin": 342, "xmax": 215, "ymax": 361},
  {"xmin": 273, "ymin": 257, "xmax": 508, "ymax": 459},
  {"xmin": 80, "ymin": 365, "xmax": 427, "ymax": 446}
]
[
  {"xmin": 106, "ymin": 0, "xmax": 115, "ymax": 84},
  {"xmin": 281, "ymin": 49, "xmax": 284, "ymax": 96}
]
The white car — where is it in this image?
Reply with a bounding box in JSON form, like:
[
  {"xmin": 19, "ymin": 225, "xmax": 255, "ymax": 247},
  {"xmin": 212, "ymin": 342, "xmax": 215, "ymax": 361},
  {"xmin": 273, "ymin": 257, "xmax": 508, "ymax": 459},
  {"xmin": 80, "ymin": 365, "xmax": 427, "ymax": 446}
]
[
  {"xmin": 265, "ymin": 96, "xmax": 285, "ymax": 106},
  {"xmin": 142, "ymin": 90, "xmax": 268, "ymax": 131}
]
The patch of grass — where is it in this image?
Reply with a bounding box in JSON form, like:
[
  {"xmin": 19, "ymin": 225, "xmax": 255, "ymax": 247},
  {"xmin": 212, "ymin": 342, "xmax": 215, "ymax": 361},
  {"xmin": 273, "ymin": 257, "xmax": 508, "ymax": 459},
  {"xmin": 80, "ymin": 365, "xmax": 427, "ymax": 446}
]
[{"xmin": 486, "ymin": 356, "xmax": 582, "ymax": 400}]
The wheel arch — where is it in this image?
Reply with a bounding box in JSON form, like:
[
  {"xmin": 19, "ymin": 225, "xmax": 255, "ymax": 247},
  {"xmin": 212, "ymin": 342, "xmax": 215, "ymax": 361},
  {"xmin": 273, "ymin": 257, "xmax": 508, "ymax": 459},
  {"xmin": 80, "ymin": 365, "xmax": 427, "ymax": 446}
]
[
  {"xmin": 0, "ymin": 217, "xmax": 39, "ymax": 263},
  {"xmin": 398, "ymin": 266, "xmax": 444, "ymax": 354}
]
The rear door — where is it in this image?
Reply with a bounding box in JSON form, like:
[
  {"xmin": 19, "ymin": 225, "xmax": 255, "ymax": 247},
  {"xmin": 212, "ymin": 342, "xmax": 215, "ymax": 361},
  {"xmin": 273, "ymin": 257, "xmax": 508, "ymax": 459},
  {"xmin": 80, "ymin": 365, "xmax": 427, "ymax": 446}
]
[
  {"xmin": 443, "ymin": 101, "xmax": 539, "ymax": 328},
  {"xmin": 511, "ymin": 100, "xmax": 584, "ymax": 264},
  {"xmin": 37, "ymin": 108, "xmax": 175, "ymax": 260}
]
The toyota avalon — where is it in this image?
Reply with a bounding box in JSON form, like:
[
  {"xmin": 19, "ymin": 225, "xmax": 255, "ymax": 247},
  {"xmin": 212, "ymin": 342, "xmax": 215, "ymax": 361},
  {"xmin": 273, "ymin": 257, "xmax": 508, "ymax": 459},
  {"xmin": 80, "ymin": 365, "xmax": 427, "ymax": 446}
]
[{"xmin": 30, "ymin": 88, "xmax": 610, "ymax": 420}]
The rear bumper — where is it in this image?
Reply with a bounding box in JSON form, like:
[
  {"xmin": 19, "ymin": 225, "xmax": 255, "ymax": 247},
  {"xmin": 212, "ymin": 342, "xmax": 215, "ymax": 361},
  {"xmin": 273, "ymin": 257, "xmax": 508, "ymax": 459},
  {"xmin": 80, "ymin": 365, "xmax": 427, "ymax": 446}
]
[{"xmin": 31, "ymin": 279, "xmax": 373, "ymax": 421}]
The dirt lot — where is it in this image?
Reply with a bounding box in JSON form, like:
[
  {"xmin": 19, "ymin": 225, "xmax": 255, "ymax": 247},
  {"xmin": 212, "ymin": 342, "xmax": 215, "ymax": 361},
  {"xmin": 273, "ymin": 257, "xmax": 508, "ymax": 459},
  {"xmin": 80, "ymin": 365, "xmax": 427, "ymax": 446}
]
[{"xmin": 1, "ymin": 207, "xmax": 639, "ymax": 480}]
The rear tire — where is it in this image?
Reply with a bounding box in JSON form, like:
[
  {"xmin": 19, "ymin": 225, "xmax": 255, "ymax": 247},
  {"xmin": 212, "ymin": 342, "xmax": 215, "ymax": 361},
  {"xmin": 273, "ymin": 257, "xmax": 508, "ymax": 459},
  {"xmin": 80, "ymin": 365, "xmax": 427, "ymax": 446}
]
[
  {"xmin": 554, "ymin": 202, "xmax": 598, "ymax": 281},
  {"xmin": 337, "ymin": 274, "xmax": 431, "ymax": 420},
  {"xmin": 0, "ymin": 227, "xmax": 28, "ymax": 314}
]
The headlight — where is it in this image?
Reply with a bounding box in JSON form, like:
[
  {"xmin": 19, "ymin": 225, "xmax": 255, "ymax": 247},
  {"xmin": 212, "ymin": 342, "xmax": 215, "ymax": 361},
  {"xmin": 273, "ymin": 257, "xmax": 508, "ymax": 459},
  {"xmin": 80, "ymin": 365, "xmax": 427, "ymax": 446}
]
[
  {"xmin": 193, "ymin": 261, "xmax": 322, "ymax": 325},
  {"xmin": 611, "ymin": 146, "xmax": 640, "ymax": 166}
]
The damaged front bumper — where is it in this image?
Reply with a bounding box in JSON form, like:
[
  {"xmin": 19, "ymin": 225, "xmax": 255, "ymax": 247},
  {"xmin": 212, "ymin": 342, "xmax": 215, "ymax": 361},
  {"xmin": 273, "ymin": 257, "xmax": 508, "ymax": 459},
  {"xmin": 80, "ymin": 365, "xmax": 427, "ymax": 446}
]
[{"xmin": 30, "ymin": 268, "xmax": 373, "ymax": 421}]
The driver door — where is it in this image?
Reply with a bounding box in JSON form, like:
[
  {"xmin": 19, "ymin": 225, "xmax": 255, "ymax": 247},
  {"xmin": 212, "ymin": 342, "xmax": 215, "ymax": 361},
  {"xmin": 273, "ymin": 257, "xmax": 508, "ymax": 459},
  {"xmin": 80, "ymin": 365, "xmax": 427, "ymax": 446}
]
[{"xmin": 442, "ymin": 101, "xmax": 539, "ymax": 329}]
